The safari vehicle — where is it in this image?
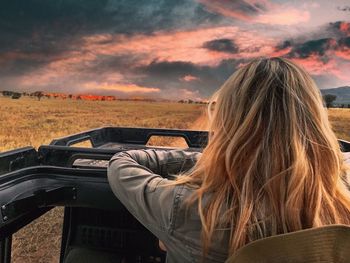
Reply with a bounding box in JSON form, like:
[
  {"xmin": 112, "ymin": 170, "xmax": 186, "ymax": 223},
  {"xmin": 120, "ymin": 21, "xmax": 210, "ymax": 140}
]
[
  {"xmin": 0, "ymin": 127, "xmax": 208, "ymax": 263},
  {"xmin": 0, "ymin": 127, "xmax": 349, "ymax": 263}
]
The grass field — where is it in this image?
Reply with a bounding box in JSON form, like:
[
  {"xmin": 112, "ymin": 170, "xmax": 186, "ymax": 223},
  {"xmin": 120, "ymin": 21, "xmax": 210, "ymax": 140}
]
[
  {"xmin": 0, "ymin": 96, "xmax": 205, "ymax": 152},
  {"xmin": 1, "ymin": 96, "xmax": 350, "ymax": 262}
]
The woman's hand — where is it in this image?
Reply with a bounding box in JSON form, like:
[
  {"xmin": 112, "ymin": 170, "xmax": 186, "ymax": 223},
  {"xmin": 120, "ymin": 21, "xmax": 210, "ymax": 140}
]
[{"xmin": 159, "ymin": 240, "xmax": 167, "ymax": 252}]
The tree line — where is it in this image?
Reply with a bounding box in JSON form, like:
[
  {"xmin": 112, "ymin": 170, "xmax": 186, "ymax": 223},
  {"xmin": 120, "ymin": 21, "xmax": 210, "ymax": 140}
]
[
  {"xmin": 1, "ymin": 90, "xmax": 44, "ymax": 100},
  {"xmin": 320, "ymin": 94, "xmax": 350, "ymax": 108},
  {"xmin": 0, "ymin": 90, "xmax": 347, "ymax": 108},
  {"xmin": 0, "ymin": 91, "xmax": 117, "ymax": 101}
]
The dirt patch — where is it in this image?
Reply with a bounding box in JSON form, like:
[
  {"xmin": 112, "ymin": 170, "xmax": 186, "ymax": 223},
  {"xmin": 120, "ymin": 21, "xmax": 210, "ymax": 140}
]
[{"xmin": 11, "ymin": 207, "xmax": 64, "ymax": 263}]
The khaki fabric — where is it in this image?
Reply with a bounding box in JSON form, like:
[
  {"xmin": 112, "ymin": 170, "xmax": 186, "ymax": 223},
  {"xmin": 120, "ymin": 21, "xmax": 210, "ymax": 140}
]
[
  {"xmin": 227, "ymin": 224, "xmax": 350, "ymax": 263},
  {"xmin": 108, "ymin": 150, "xmax": 229, "ymax": 263}
]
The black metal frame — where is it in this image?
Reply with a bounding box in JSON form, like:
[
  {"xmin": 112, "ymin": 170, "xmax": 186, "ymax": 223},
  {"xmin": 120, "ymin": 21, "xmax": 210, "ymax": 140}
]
[
  {"xmin": 0, "ymin": 237, "xmax": 11, "ymax": 263},
  {"xmin": 0, "ymin": 147, "xmax": 39, "ymax": 176},
  {"xmin": 48, "ymin": 126, "xmax": 208, "ymax": 148}
]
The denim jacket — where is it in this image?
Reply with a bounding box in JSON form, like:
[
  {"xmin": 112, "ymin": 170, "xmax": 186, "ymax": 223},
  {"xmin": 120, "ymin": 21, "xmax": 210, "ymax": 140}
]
[{"xmin": 107, "ymin": 149, "xmax": 229, "ymax": 263}]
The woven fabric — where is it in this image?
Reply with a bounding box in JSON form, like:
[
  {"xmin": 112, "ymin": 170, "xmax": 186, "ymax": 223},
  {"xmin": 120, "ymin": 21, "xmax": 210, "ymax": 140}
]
[{"xmin": 227, "ymin": 224, "xmax": 350, "ymax": 263}]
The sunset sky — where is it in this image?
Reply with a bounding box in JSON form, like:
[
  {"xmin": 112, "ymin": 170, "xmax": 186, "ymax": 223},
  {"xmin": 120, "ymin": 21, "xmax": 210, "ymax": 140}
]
[{"xmin": 0, "ymin": 0, "xmax": 349, "ymax": 100}]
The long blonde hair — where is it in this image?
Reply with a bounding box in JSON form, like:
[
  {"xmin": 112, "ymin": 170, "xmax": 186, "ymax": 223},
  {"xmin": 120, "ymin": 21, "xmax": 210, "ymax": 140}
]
[{"xmin": 175, "ymin": 57, "xmax": 350, "ymax": 256}]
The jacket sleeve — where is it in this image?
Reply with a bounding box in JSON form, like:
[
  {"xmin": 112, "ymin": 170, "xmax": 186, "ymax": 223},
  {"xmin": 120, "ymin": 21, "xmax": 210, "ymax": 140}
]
[{"xmin": 107, "ymin": 149, "xmax": 201, "ymax": 237}]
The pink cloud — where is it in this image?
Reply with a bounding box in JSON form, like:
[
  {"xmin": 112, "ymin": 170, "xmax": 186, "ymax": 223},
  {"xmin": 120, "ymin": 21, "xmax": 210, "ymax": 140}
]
[
  {"xmin": 256, "ymin": 9, "xmax": 310, "ymax": 26},
  {"xmin": 290, "ymin": 54, "xmax": 350, "ymax": 82},
  {"xmin": 82, "ymin": 27, "xmax": 241, "ymax": 66},
  {"xmin": 83, "ymin": 27, "xmax": 277, "ymax": 65},
  {"xmin": 83, "ymin": 82, "xmax": 160, "ymax": 93},
  {"xmin": 335, "ymin": 49, "xmax": 350, "ymax": 60},
  {"xmin": 181, "ymin": 75, "xmax": 199, "ymax": 82},
  {"xmin": 10, "ymin": 25, "xmax": 281, "ymax": 95}
]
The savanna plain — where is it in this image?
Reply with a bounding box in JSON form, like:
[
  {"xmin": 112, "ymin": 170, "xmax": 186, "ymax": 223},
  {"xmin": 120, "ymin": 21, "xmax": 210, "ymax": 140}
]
[{"xmin": 1, "ymin": 96, "xmax": 350, "ymax": 262}]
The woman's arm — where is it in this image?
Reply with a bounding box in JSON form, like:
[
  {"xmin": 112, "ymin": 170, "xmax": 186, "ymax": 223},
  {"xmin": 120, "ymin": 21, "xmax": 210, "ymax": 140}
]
[
  {"xmin": 112, "ymin": 149, "xmax": 201, "ymax": 178},
  {"xmin": 107, "ymin": 149, "xmax": 201, "ymax": 238}
]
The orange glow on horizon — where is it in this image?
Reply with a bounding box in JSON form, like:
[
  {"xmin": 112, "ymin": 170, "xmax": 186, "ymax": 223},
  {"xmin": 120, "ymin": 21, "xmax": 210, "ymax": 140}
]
[{"xmin": 43, "ymin": 92, "xmax": 117, "ymax": 101}]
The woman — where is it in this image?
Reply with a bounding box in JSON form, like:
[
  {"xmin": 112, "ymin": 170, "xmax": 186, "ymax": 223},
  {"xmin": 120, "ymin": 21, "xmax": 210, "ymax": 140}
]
[{"xmin": 107, "ymin": 57, "xmax": 350, "ymax": 262}]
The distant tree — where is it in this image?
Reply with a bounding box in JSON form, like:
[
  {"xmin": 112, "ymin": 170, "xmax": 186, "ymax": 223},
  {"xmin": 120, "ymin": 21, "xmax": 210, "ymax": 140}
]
[
  {"xmin": 188, "ymin": 99, "xmax": 194, "ymax": 104},
  {"xmin": 32, "ymin": 91, "xmax": 44, "ymax": 101},
  {"xmin": 178, "ymin": 100, "xmax": 185, "ymax": 103},
  {"xmin": 11, "ymin": 92, "xmax": 21, "ymax": 99},
  {"xmin": 68, "ymin": 94, "xmax": 73, "ymax": 99},
  {"xmin": 348, "ymin": 104, "xmax": 350, "ymax": 108},
  {"xmin": 77, "ymin": 95, "xmax": 82, "ymax": 100},
  {"xmin": 323, "ymin": 94, "xmax": 337, "ymax": 108},
  {"xmin": 2, "ymin": 91, "xmax": 13, "ymax": 97}
]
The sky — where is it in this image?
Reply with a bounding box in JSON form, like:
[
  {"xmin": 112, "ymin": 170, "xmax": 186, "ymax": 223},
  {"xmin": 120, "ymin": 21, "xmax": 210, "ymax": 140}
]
[{"xmin": 0, "ymin": 0, "xmax": 349, "ymax": 100}]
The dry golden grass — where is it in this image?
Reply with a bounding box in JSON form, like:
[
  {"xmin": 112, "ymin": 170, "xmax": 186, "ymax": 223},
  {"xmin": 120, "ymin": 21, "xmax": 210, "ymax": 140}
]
[
  {"xmin": 0, "ymin": 96, "xmax": 205, "ymax": 151},
  {"xmin": 327, "ymin": 108, "xmax": 350, "ymax": 142},
  {"xmin": 1, "ymin": 96, "xmax": 350, "ymax": 263}
]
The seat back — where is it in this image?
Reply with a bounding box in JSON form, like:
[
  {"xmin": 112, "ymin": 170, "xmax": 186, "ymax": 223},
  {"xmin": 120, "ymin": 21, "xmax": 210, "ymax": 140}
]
[{"xmin": 227, "ymin": 225, "xmax": 350, "ymax": 263}]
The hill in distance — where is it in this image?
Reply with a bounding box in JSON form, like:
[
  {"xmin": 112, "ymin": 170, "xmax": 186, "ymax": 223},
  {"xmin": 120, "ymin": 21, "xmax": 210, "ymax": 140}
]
[{"xmin": 321, "ymin": 86, "xmax": 350, "ymax": 105}]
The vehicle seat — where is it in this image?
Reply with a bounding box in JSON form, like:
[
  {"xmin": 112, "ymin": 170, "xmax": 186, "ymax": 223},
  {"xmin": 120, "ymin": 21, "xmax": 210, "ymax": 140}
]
[
  {"xmin": 63, "ymin": 246, "xmax": 165, "ymax": 263},
  {"xmin": 63, "ymin": 247, "xmax": 123, "ymax": 263},
  {"xmin": 227, "ymin": 224, "xmax": 350, "ymax": 263}
]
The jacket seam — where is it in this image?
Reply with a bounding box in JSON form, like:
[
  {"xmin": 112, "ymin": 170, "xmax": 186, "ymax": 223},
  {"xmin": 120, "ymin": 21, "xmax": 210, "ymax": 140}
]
[{"xmin": 169, "ymin": 184, "xmax": 185, "ymax": 235}]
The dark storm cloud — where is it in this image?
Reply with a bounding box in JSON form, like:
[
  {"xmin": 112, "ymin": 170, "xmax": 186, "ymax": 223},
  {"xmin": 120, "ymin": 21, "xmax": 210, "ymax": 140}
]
[
  {"xmin": 0, "ymin": 55, "xmax": 48, "ymax": 78},
  {"xmin": 0, "ymin": 0, "xmax": 224, "ymax": 80},
  {"xmin": 271, "ymin": 22, "xmax": 350, "ymax": 90},
  {"xmin": 83, "ymin": 54, "xmax": 139, "ymax": 74},
  {"xmin": 198, "ymin": 0, "xmax": 267, "ymax": 19},
  {"xmin": 226, "ymin": 0, "xmax": 267, "ymax": 14},
  {"xmin": 339, "ymin": 37, "xmax": 350, "ymax": 48},
  {"xmin": 325, "ymin": 21, "xmax": 350, "ymax": 38},
  {"xmin": 287, "ymin": 38, "xmax": 335, "ymax": 59},
  {"xmin": 0, "ymin": 0, "xmax": 111, "ymax": 53},
  {"xmin": 107, "ymin": 0, "xmax": 224, "ymax": 34},
  {"xmin": 275, "ymin": 40, "xmax": 293, "ymax": 50},
  {"xmin": 0, "ymin": 0, "xmax": 223, "ymax": 51},
  {"xmin": 135, "ymin": 59, "xmax": 242, "ymax": 97},
  {"xmin": 138, "ymin": 60, "xmax": 199, "ymax": 79},
  {"xmin": 274, "ymin": 21, "xmax": 350, "ymax": 55},
  {"xmin": 202, "ymin": 38, "xmax": 239, "ymax": 53},
  {"xmin": 275, "ymin": 24, "xmax": 350, "ymax": 62}
]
